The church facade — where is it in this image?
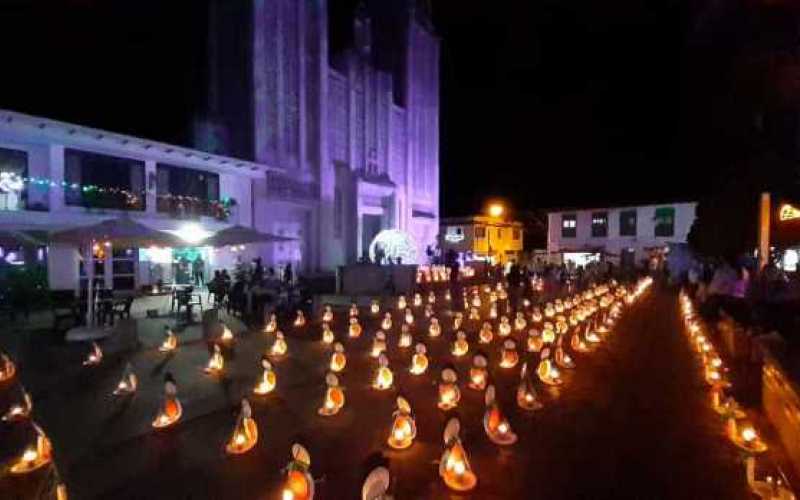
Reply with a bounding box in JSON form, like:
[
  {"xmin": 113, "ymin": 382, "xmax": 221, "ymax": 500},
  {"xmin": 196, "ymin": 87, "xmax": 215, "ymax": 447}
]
[{"xmin": 199, "ymin": 0, "xmax": 441, "ymax": 273}]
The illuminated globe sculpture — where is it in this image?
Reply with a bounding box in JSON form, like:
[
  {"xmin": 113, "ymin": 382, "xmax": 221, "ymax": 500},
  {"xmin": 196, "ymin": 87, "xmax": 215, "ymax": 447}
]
[{"xmin": 369, "ymin": 230, "xmax": 418, "ymax": 264}]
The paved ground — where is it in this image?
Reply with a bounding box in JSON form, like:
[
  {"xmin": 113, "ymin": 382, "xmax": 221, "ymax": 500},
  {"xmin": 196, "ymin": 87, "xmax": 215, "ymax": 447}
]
[{"xmin": 0, "ymin": 287, "xmax": 756, "ymax": 499}]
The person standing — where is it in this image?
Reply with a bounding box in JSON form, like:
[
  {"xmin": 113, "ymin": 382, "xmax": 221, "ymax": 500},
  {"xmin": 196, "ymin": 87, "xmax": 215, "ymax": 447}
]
[
  {"xmin": 284, "ymin": 262, "xmax": 293, "ymax": 286},
  {"xmin": 193, "ymin": 255, "xmax": 205, "ymax": 287}
]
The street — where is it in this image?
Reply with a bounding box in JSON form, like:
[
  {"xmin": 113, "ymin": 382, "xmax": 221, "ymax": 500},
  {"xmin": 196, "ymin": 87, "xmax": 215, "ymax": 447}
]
[{"xmin": 1, "ymin": 287, "xmax": 752, "ymax": 499}]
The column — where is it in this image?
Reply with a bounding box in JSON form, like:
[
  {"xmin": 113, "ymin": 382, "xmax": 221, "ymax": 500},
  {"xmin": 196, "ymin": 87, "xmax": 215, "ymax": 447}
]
[
  {"xmin": 145, "ymin": 160, "xmax": 157, "ymax": 215},
  {"xmin": 48, "ymin": 144, "xmax": 65, "ymax": 211}
]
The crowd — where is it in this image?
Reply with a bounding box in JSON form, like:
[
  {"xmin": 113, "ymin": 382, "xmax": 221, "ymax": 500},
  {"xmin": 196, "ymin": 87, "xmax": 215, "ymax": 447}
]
[{"xmin": 206, "ymin": 259, "xmax": 299, "ymax": 321}]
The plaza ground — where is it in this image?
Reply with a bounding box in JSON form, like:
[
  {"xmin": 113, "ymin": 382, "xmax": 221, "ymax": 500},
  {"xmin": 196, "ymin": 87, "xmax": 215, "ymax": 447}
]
[{"xmin": 0, "ymin": 288, "xmax": 769, "ymax": 499}]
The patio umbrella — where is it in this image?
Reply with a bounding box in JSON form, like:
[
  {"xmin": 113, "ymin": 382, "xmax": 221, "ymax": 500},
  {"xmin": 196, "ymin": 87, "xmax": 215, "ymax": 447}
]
[
  {"xmin": 204, "ymin": 225, "xmax": 294, "ymax": 247},
  {"xmin": 51, "ymin": 218, "xmax": 184, "ymax": 337}
]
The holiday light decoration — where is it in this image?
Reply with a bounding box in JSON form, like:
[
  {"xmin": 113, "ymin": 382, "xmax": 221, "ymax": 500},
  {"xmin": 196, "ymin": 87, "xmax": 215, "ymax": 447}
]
[
  {"xmin": 381, "ymin": 312, "xmax": 393, "ymax": 331},
  {"xmin": 498, "ymin": 316, "xmax": 512, "ymax": 337},
  {"xmin": 369, "ymin": 229, "xmax": 419, "ymax": 264},
  {"xmin": 220, "ymin": 323, "xmax": 235, "ymax": 344},
  {"xmin": 536, "ymin": 348, "xmax": 562, "ymax": 386},
  {"xmin": 349, "ymin": 303, "xmax": 359, "ymax": 318},
  {"xmin": 294, "ymin": 310, "xmax": 306, "ymax": 328},
  {"xmin": 321, "ymin": 305, "xmax": 334, "ymax": 323},
  {"xmin": 321, "ymin": 323, "xmax": 335, "ymax": 345},
  {"xmin": 398, "ymin": 325, "xmax": 413, "ymax": 348},
  {"xmin": 479, "ymin": 322, "xmax": 493, "ymax": 344},
  {"xmin": 371, "ymin": 300, "xmax": 380, "ymax": 315}
]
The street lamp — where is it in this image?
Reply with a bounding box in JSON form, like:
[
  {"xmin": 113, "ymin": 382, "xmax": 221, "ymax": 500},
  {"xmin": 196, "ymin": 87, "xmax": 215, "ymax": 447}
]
[{"xmin": 486, "ymin": 203, "xmax": 505, "ymax": 266}]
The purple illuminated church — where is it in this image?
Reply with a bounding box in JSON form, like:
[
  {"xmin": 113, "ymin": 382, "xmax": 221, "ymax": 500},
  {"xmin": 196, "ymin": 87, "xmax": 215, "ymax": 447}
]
[{"xmin": 197, "ymin": 0, "xmax": 440, "ymax": 271}]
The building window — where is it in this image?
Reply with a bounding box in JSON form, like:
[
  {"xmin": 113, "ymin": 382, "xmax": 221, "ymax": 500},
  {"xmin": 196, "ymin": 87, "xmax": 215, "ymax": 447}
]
[
  {"xmin": 512, "ymin": 228, "xmax": 521, "ymax": 240},
  {"xmin": 619, "ymin": 210, "xmax": 637, "ymax": 236},
  {"xmin": 0, "ymin": 147, "xmax": 29, "ymax": 211},
  {"xmin": 65, "ymin": 149, "xmax": 145, "ymax": 211},
  {"xmin": 561, "ymin": 214, "xmax": 577, "ymax": 238},
  {"xmin": 654, "ymin": 207, "xmax": 675, "ymax": 237},
  {"xmin": 591, "ymin": 212, "xmax": 608, "ymax": 237},
  {"xmin": 334, "ymin": 188, "xmax": 343, "ymax": 238},
  {"xmin": 475, "ymin": 226, "xmax": 486, "ymax": 239},
  {"xmin": 157, "ymin": 164, "xmax": 220, "ymax": 218}
]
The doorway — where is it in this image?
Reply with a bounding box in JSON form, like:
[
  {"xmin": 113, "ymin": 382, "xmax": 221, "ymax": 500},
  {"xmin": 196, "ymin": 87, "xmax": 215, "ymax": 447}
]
[{"xmin": 361, "ymin": 214, "xmax": 382, "ymax": 260}]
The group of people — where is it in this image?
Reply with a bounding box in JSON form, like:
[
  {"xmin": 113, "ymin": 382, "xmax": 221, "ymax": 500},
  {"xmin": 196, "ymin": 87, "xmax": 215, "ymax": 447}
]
[{"xmin": 207, "ymin": 259, "xmax": 296, "ymax": 320}]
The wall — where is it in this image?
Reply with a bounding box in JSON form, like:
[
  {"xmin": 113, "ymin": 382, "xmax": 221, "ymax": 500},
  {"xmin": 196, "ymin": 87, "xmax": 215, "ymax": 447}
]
[{"xmin": 547, "ymin": 202, "xmax": 697, "ymax": 263}]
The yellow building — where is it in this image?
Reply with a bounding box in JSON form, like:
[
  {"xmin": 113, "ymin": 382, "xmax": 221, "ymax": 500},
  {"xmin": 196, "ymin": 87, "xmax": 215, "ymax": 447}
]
[{"xmin": 440, "ymin": 216, "xmax": 524, "ymax": 264}]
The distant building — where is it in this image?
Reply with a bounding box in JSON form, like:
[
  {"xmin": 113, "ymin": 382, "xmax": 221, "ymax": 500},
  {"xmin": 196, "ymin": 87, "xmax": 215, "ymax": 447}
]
[
  {"xmin": 546, "ymin": 202, "xmax": 697, "ymax": 268},
  {"xmin": 440, "ymin": 216, "xmax": 524, "ymax": 265}
]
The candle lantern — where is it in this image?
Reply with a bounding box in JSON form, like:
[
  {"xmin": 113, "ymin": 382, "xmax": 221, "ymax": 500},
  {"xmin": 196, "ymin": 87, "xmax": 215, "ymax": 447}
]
[
  {"xmin": 499, "ymin": 339, "xmax": 519, "ymax": 369},
  {"xmin": 342, "ymin": 318, "xmax": 360, "ymax": 340},
  {"xmin": 160, "ymin": 326, "xmax": 178, "ymax": 352},
  {"xmin": 514, "ymin": 312, "xmax": 527, "ymax": 332},
  {"xmin": 225, "ymin": 399, "xmax": 258, "ymax": 455},
  {"xmin": 413, "ymin": 293, "xmax": 423, "ymax": 307},
  {"xmin": 319, "ymin": 372, "xmax": 345, "ymax": 416},
  {"xmin": 410, "ymin": 343, "xmax": 429, "ymax": 375},
  {"xmin": 112, "ymin": 362, "xmax": 138, "ymax": 396},
  {"xmin": 373, "ymin": 354, "xmax": 394, "ymax": 391},
  {"xmin": 398, "ymin": 325, "xmax": 413, "ymax": 349},
  {"xmin": 281, "ymin": 444, "xmax": 315, "ymax": 500},
  {"xmin": 468, "ymin": 354, "xmax": 489, "ymax": 391},
  {"xmin": 321, "ymin": 323, "xmax": 335, "ymax": 345},
  {"xmin": 253, "ymin": 357, "xmax": 277, "ymax": 395},
  {"xmin": 362, "ymin": 466, "xmax": 391, "ymax": 500},
  {"xmin": 439, "ymin": 418, "xmax": 477, "ymax": 492},
  {"xmin": 2, "ymin": 389, "xmax": 32, "ymax": 422},
  {"xmin": 517, "ymin": 362, "xmax": 543, "ymax": 410},
  {"xmin": 438, "ymin": 368, "xmax": 461, "ymax": 410},
  {"xmin": 387, "ymin": 396, "xmax": 417, "ymax": 449},
  {"xmin": 381, "ymin": 313, "xmax": 393, "ymax": 331},
  {"xmin": 322, "ymin": 305, "xmax": 334, "ymax": 323},
  {"xmin": 371, "ymin": 299, "xmax": 380, "ymax": 315},
  {"xmin": 83, "ymin": 341, "xmax": 103, "ymax": 367},
  {"xmin": 397, "ymin": 295, "xmax": 407, "ymax": 310},
  {"xmin": 483, "ymin": 385, "xmax": 518, "ymax": 445},
  {"xmin": 220, "ymin": 323, "xmax": 235, "ymax": 345},
  {"xmin": 265, "ymin": 314, "xmax": 278, "ymax": 334},
  {"xmin": 536, "ymin": 348, "xmax": 562, "ymax": 386},
  {"xmin": 329, "ymin": 342, "xmax": 347, "ymax": 372},
  {"xmin": 152, "ymin": 374, "xmax": 182, "ymax": 429},
  {"xmin": 498, "ymin": 316, "xmax": 512, "ymax": 337},
  {"xmin": 294, "ymin": 310, "xmax": 306, "ymax": 328},
  {"xmin": 451, "ymin": 331, "xmax": 469, "ymax": 357},
  {"xmin": 404, "ymin": 308, "xmax": 414, "ymax": 326},
  {"xmin": 479, "ymin": 322, "xmax": 494, "ymax": 344},
  {"xmin": 9, "ymin": 423, "xmax": 53, "ymax": 474},
  {"xmin": 371, "ymin": 332, "xmax": 387, "ymax": 358},
  {"xmin": 270, "ymin": 331, "xmax": 288, "ymax": 358},
  {"xmin": 0, "ymin": 352, "xmax": 16, "ymax": 382},
  {"xmin": 555, "ymin": 346, "xmax": 575, "ymax": 369},
  {"xmin": 428, "ymin": 317, "xmax": 442, "ymax": 338},
  {"xmin": 205, "ymin": 344, "xmax": 225, "ymax": 375},
  {"xmin": 349, "ymin": 303, "xmax": 359, "ymax": 318}
]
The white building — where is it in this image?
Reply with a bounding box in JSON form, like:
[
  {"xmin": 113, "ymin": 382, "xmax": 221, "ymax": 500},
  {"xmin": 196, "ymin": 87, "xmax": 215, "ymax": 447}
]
[
  {"xmin": 546, "ymin": 202, "xmax": 697, "ymax": 268},
  {"xmin": 0, "ymin": 110, "xmax": 270, "ymax": 292}
]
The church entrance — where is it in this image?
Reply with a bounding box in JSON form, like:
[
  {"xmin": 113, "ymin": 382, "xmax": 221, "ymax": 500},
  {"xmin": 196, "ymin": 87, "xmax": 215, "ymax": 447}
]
[{"xmin": 361, "ymin": 214, "xmax": 382, "ymax": 261}]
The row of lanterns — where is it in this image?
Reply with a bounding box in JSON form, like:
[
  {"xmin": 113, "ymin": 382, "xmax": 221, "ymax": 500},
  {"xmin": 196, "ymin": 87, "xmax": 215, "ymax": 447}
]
[{"xmin": 679, "ymin": 292, "xmax": 795, "ymax": 499}]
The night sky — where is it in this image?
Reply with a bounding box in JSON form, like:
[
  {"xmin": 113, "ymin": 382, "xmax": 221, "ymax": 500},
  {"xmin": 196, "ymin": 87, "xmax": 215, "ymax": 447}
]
[{"xmin": 1, "ymin": 0, "xmax": 796, "ymax": 216}]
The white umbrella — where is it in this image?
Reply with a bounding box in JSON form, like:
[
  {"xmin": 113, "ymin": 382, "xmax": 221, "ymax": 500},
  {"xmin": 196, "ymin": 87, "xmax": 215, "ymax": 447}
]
[
  {"xmin": 203, "ymin": 225, "xmax": 294, "ymax": 247},
  {"xmin": 52, "ymin": 218, "xmax": 183, "ymax": 338}
]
